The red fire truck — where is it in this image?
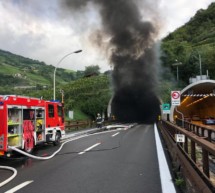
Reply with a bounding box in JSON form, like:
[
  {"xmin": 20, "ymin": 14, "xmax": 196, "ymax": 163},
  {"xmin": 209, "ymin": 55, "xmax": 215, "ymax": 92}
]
[{"xmin": 0, "ymin": 95, "xmax": 65, "ymax": 157}]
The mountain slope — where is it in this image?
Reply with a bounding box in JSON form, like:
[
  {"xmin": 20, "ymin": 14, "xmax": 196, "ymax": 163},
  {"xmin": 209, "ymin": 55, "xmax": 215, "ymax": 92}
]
[
  {"xmin": 161, "ymin": 2, "xmax": 215, "ymax": 83},
  {"xmin": 0, "ymin": 49, "xmax": 75, "ymax": 88}
]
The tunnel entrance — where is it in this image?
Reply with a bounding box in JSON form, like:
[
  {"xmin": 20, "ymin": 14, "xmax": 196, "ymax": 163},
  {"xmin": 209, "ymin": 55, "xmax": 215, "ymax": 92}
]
[
  {"xmin": 111, "ymin": 89, "xmax": 161, "ymax": 123},
  {"xmin": 170, "ymin": 80, "xmax": 215, "ymax": 122}
]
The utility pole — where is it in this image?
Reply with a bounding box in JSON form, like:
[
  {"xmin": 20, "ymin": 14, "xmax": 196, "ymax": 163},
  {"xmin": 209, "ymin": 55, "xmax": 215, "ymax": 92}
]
[{"xmin": 172, "ymin": 60, "xmax": 183, "ymax": 82}]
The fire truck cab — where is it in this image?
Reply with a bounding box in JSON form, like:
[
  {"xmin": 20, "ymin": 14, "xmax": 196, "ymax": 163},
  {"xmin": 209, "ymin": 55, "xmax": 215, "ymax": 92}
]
[{"xmin": 0, "ymin": 95, "xmax": 65, "ymax": 157}]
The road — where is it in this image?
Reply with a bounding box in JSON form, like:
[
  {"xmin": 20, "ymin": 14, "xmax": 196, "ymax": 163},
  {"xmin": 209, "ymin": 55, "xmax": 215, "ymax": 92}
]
[{"xmin": 0, "ymin": 124, "xmax": 176, "ymax": 193}]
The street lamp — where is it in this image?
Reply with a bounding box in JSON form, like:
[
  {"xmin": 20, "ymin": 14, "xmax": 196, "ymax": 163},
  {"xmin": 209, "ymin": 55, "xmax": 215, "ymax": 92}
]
[
  {"xmin": 199, "ymin": 53, "xmax": 202, "ymax": 79},
  {"xmin": 172, "ymin": 59, "xmax": 183, "ymax": 81},
  {"xmin": 53, "ymin": 49, "xmax": 82, "ymax": 100},
  {"xmin": 192, "ymin": 51, "xmax": 202, "ymax": 79}
]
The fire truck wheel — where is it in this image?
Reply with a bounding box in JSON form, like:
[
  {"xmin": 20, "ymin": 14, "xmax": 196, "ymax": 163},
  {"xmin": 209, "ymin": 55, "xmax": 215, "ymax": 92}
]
[{"xmin": 53, "ymin": 132, "xmax": 61, "ymax": 146}]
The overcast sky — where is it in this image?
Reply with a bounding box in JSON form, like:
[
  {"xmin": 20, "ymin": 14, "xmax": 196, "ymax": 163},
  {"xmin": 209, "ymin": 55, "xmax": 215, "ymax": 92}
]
[{"xmin": 0, "ymin": 0, "xmax": 214, "ymax": 72}]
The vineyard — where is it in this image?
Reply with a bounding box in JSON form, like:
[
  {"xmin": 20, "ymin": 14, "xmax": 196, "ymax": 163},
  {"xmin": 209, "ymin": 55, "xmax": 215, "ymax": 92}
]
[{"xmin": 63, "ymin": 75, "xmax": 112, "ymax": 119}]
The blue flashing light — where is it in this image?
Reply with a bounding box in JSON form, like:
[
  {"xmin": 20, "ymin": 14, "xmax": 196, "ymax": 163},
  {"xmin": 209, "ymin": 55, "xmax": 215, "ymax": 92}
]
[
  {"xmin": 50, "ymin": 100, "xmax": 60, "ymax": 103},
  {"xmin": 0, "ymin": 102, "xmax": 3, "ymax": 105}
]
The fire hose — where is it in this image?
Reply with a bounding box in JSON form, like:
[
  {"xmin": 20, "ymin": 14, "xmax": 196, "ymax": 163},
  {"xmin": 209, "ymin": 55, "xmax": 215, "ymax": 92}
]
[
  {"xmin": 0, "ymin": 166, "xmax": 17, "ymax": 187},
  {"xmin": 0, "ymin": 127, "xmax": 117, "ymax": 188},
  {"xmin": 0, "ymin": 134, "xmax": 87, "ymax": 188}
]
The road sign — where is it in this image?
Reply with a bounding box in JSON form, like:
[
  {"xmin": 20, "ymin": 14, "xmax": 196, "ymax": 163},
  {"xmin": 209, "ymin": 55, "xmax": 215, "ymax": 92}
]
[
  {"xmin": 171, "ymin": 91, "xmax": 181, "ymax": 106},
  {"xmin": 162, "ymin": 103, "xmax": 170, "ymax": 114},
  {"xmin": 68, "ymin": 111, "xmax": 74, "ymax": 119},
  {"xmin": 175, "ymin": 134, "xmax": 185, "ymax": 143}
]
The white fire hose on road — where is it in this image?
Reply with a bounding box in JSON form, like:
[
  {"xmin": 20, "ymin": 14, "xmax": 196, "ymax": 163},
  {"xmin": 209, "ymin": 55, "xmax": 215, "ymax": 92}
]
[
  {"xmin": 9, "ymin": 135, "xmax": 86, "ymax": 160},
  {"xmin": 0, "ymin": 126, "xmax": 117, "ymax": 188},
  {"xmin": 0, "ymin": 134, "xmax": 87, "ymax": 188},
  {"xmin": 0, "ymin": 166, "xmax": 17, "ymax": 188}
]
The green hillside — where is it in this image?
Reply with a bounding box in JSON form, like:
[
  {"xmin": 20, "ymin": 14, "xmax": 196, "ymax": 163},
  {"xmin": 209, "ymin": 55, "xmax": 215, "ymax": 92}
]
[
  {"xmin": 161, "ymin": 2, "xmax": 215, "ymax": 84},
  {"xmin": 63, "ymin": 75, "xmax": 112, "ymax": 119},
  {"xmin": 0, "ymin": 49, "xmax": 75, "ymax": 90},
  {"xmin": 16, "ymin": 74, "xmax": 112, "ymax": 120},
  {"xmin": 0, "ymin": 48, "xmax": 111, "ymax": 120}
]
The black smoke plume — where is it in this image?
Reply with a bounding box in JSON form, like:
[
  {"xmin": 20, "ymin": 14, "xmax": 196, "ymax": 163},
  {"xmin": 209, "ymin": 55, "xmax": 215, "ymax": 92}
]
[{"xmin": 62, "ymin": 0, "xmax": 161, "ymax": 123}]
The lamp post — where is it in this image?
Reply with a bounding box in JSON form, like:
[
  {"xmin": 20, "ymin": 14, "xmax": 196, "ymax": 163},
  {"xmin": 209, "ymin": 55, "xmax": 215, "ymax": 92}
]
[
  {"xmin": 191, "ymin": 50, "xmax": 202, "ymax": 80},
  {"xmin": 198, "ymin": 52, "xmax": 202, "ymax": 79},
  {"xmin": 53, "ymin": 50, "xmax": 82, "ymax": 100},
  {"xmin": 172, "ymin": 60, "xmax": 183, "ymax": 81}
]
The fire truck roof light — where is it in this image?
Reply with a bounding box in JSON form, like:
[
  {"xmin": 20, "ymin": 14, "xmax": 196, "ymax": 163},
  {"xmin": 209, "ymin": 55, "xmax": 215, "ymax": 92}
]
[{"xmin": 50, "ymin": 100, "xmax": 60, "ymax": 102}]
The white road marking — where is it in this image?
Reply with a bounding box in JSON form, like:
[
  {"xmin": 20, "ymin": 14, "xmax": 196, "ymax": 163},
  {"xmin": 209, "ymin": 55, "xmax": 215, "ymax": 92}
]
[
  {"xmin": 78, "ymin": 143, "xmax": 101, "ymax": 155},
  {"xmin": 112, "ymin": 132, "xmax": 120, "ymax": 137},
  {"xmin": 5, "ymin": 180, "xmax": 33, "ymax": 193},
  {"xmin": 154, "ymin": 124, "xmax": 176, "ymax": 193}
]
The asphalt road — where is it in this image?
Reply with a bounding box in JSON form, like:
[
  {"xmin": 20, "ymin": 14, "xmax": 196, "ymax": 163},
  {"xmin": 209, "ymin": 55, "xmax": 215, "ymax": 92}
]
[{"xmin": 0, "ymin": 124, "xmax": 176, "ymax": 193}]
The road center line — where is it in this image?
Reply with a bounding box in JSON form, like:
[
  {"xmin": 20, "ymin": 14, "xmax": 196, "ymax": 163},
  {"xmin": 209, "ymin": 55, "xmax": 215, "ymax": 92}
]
[
  {"xmin": 79, "ymin": 143, "xmax": 101, "ymax": 155},
  {"xmin": 5, "ymin": 180, "xmax": 33, "ymax": 193},
  {"xmin": 112, "ymin": 132, "xmax": 119, "ymax": 137}
]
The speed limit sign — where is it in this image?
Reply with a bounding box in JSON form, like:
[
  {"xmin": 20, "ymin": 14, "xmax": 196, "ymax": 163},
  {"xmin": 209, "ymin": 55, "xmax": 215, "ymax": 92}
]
[{"xmin": 171, "ymin": 91, "xmax": 181, "ymax": 105}]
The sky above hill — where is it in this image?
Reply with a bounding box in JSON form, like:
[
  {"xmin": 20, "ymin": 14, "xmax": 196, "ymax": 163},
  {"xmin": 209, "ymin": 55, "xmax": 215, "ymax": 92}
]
[{"xmin": 0, "ymin": 0, "xmax": 214, "ymax": 72}]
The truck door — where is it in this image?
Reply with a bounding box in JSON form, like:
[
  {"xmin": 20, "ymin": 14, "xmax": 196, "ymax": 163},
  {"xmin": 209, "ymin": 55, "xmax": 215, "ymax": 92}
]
[
  {"xmin": 46, "ymin": 103, "xmax": 57, "ymax": 128},
  {"xmin": 57, "ymin": 104, "xmax": 64, "ymax": 130}
]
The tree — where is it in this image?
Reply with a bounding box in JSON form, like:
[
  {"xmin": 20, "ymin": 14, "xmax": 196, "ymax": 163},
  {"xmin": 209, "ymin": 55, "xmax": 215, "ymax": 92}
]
[
  {"xmin": 84, "ymin": 65, "xmax": 100, "ymax": 77},
  {"xmin": 63, "ymin": 75, "xmax": 112, "ymax": 119},
  {"xmin": 76, "ymin": 70, "xmax": 84, "ymax": 79}
]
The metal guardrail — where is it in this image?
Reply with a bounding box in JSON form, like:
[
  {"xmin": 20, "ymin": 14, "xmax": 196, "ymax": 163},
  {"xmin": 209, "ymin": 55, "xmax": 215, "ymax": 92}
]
[
  {"xmin": 65, "ymin": 120, "xmax": 115, "ymax": 131},
  {"xmin": 159, "ymin": 120, "xmax": 215, "ymax": 193},
  {"xmin": 65, "ymin": 120, "xmax": 93, "ymax": 130},
  {"xmin": 176, "ymin": 118, "xmax": 215, "ymax": 142}
]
